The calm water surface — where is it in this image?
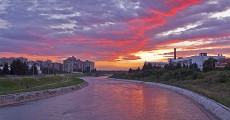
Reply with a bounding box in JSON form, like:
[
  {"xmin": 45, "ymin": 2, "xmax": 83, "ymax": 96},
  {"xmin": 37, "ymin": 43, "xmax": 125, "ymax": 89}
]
[{"xmin": 0, "ymin": 76, "xmax": 211, "ymax": 120}]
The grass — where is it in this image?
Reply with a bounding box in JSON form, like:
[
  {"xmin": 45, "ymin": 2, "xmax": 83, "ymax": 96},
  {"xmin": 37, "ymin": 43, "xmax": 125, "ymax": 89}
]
[
  {"xmin": 0, "ymin": 74, "xmax": 84, "ymax": 95},
  {"xmin": 111, "ymin": 70, "xmax": 230, "ymax": 108},
  {"xmin": 166, "ymin": 78, "xmax": 230, "ymax": 108},
  {"xmin": 159, "ymin": 79, "xmax": 230, "ymax": 108}
]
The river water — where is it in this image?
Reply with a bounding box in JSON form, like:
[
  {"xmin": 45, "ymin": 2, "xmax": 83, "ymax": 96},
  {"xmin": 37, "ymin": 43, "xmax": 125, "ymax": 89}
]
[{"xmin": 0, "ymin": 76, "xmax": 212, "ymax": 120}]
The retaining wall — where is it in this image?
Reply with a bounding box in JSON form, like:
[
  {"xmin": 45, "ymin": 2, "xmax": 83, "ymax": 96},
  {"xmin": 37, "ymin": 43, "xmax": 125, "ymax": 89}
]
[
  {"xmin": 111, "ymin": 78, "xmax": 230, "ymax": 120},
  {"xmin": 0, "ymin": 81, "xmax": 88, "ymax": 107}
]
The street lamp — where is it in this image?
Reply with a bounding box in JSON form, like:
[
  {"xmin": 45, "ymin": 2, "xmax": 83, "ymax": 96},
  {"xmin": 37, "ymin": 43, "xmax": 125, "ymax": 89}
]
[{"xmin": 33, "ymin": 64, "xmax": 34, "ymax": 76}]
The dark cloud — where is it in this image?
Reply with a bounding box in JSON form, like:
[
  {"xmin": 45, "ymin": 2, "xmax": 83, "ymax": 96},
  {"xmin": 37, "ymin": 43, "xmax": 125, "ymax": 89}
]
[{"xmin": 0, "ymin": 0, "xmax": 229, "ymax": 62}]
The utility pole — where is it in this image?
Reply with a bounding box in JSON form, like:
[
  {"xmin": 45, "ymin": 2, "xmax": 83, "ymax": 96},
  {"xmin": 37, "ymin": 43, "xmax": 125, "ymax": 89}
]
[
  {"xmin": 53, "ymin": 63, "xmax": 54, "ymax": 75},
  {"xmin": 33, "ymin": 64, "xmax": 34, "ymax": 76},
  {"xmin": 48, "ymin": 64, "xmax": 49, "ymax": 75},
  {"xmin": 72, "ymin": 58, "xmax": 73, "ymax": 73}
]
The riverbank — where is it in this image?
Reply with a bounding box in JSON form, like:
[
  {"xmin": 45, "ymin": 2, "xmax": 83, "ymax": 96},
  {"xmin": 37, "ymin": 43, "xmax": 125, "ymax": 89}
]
[
  {"xmin": 0, "ymin": 74, "xmax": 84, "ymax": 95},
  {"xmin": 0, "ymin": 80, "xmax": 88, "ymax": 107},
  {"xmin": 110, "ymin": 78, "xmax": 230, "ymax": 120},
  {"xmin": 111, "ymin": 70, "xmax": 230, "ymax": 108},
  {"xmin": 0, "ymin": 74, "xmax": 88, "ymax": 107}
]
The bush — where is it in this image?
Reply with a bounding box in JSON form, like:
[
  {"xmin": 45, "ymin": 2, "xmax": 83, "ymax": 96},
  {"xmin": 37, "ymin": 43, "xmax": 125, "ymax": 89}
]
[
  {"xmin": 218, "ymin": 71, "xmax": 230, "ymax": 83},
  {"xmin": 197, "ymin": 73, "xmax": 205, "ymax": 79},
  {"xmin": 173, "ymin": 69, "xmax": 195, "ymax": 80},
  {"xmin": 110, "ymin": 73, "xmax": 128, "ymax": 79},
  {"xmin": 192, "ymin": 72, "xmax": 199, "ymax": 80},
  {"xmin": 173, "ymin": 70, "xmax": 179, "ymax": 79},
  {"xmin": 162, "ymin": 71, "xmax": 173, "ymax": 81}
]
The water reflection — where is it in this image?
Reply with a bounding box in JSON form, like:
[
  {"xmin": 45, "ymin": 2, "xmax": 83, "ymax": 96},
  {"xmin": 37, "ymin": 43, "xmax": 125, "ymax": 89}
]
[{"xmin": 0, "ymin": 77, "xmax": 211, "ymax": 120}]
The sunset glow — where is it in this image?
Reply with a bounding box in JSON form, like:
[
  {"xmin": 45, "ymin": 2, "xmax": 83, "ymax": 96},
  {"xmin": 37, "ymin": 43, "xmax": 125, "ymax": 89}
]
[{"xmin": 0, "ymin": 0, "xmax": 230, "ymax": 70}]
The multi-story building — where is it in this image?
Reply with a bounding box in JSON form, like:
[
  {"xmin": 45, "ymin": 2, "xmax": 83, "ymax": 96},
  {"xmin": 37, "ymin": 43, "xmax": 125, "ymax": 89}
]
[
  {"xmin": 43, "ymin": 60, "xmax": 53, "ymax": 69},
  {"xmin": 83, "ymin": 60, "xmax": 95, "ymax": 72},
  {"xmin": 53, "ymin": 62, "xmax": 63, "ymax": 71},
  {"xmin": 28, "ymin": 64, "xmax": 42, "ymax": 74},
  {"xmin": 63, "ymin": 57, "xmax": 73, "ymax": 73},
  {"xmin": 0, "ymin": 57, "xmax": 27, "ymax": 65},
  {"xmin": 169, "ymin": 48, "xmax": 226, "ymax": 70},
  {"xmin": 0, "ymin": 57, "xmax": 67, "ymax": 74},
  {"xmin": 144, "ymin": 62, "xmax": 167, "ymax": 68},
  {"xmin": 216, "ymin": 59, "xmax": 230, "ymax": 68},
  {"xmin": 63, "ymin": 56, "xmax": 84, "ymax": 73},
  {"xmin": 17, "ymin": 57, "xmax": 28, "ymax": 63},
  {"xmin": 0, "ymin": 57, "xmax": 14, "ymax": 65},
  {"xmin": 0, "ymin": 56, "xmax": 95, "ymax": 73},
  {"xmin": 35, "ymin": 60, "xmax": 44, "ymax": 68}
]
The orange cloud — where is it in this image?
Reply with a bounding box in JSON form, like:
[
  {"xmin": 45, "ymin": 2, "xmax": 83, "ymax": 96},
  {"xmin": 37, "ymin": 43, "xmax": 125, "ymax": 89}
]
[
  {"xmin": 0, "ymin": 52, "xmax": 62, "ymax": 62},
  {"xmin": 0, "ymin": 0, "xmax": 208, "ymax": 70},
  {"xmin": 121, "ymin": 55, "xmax": 141, "ymax": 60}
]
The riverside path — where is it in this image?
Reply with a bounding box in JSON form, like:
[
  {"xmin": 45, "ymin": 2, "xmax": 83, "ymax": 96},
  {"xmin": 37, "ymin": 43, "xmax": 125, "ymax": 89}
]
[{"xmin": 0, "ymin": 76, "xmax": 214, "ymax": 120}]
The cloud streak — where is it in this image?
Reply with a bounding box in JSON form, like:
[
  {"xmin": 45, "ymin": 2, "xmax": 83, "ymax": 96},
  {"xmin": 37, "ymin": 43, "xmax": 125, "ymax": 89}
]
[{"xmin": 0, "ymin": 0, "xmax": 229, "ymax": 69}]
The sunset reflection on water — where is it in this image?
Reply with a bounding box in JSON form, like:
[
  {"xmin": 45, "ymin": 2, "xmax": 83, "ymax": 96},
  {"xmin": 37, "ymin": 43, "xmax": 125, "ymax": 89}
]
[{"xmin": 0, "ymin": 77, "xmax": 211, "ymax": 120}]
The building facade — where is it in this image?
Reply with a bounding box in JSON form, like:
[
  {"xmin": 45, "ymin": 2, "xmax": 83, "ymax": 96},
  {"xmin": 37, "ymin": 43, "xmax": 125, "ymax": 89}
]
[
  {"xmin": 53, "ymin": 62, "xmax": 63, "ymax": 71},
  {"xmin": 216, "ymin": 59, "xmax": 230, "ymax": 68},
  {"xmin": 0, "ymin": 57, "xmax": 27, "ymax": 65},
  {"xmin": 144, "ymin": 62, "xmax": 167, "ymax": 68},
  {"xmin": 170, "ymin": 53, "xmax": 225, "ymax": 70},
  {"xmin": 83, "ymin": 60, "xmax": 95, "ymax": 72},
  {"xmin": 63, "ymin": 56, "xmax": 84, "ymax": 73}
]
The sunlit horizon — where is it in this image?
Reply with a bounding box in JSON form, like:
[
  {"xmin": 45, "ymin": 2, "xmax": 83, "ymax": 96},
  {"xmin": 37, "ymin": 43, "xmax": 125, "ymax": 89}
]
[{"xmin": 0, "ymin": 0, "xmax": 229, "ymax": 70}]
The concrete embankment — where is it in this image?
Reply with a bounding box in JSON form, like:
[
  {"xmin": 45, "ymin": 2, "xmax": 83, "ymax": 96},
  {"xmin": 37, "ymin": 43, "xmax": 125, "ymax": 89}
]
[
  {"xmin": 111, "ymin": 78, "xmax": 230, "ymax": 120},
  {"xmin": 0, "ymin": 81, "xmax": 88, "ymax": 107}
]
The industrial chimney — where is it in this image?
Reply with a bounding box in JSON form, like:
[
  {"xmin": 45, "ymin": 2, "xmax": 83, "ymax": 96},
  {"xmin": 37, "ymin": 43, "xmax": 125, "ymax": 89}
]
[{"xmin": 174, "ymin": 48, "xmax": 176, "ymax": 60}]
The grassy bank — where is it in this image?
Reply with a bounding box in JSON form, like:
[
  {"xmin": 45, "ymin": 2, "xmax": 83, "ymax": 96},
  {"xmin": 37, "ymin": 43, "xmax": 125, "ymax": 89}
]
[
  {"xmin": 111, "ymin": 70, "xmax": 230, "ymax": 108},
  {"xmin": 0, "ymin": 74, "xmax": 84, "ymax": 95}
]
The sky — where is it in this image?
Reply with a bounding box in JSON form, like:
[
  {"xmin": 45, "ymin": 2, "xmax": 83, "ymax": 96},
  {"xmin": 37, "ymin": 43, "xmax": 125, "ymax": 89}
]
[{"xmin": 0, "ymin": 0, "xmax": 230, "ymax": 70}]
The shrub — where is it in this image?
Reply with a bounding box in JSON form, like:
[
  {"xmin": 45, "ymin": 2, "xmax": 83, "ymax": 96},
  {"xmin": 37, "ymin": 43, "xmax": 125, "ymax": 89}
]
[
  {"xmin": 218, "ymin": 71, "xmax": 230, "ymax": 83},
  {"xmin": 173, "ymin": 70, "xmax": 180, "ymax": 79},
  {"xmin": 162, "ymin": 71, "xmax": 173, "ymax": 81},
  {"xmin": 173, "ymin": 69, "xmax": 195, "ymax": 80},
  {"xmin": 197, "ymin": 73, "xmax": 205, "ymax": 79},
  {"xmin": 192, "ymin": 72, "xmax": 199, "ymax": 80}
]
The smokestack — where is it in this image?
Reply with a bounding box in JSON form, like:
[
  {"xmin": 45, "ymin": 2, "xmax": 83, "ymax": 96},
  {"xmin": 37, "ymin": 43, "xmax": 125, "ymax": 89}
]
[{"xmin": 174, "ymin": 48, "xmax": 176, "ymax": 60}]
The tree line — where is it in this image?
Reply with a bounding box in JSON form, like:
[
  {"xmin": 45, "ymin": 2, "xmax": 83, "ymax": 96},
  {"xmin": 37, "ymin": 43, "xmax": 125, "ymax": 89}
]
[
  {"xmin": 0, "ymin": 59, "xmax": 38, "ymax": 76},
  {"xmin": 129, "ymin": 58, "xmax": 230, "ymax": 73},
  {"xmin": 112, "ymin": 57, "xmax": 230, "ymax": 81}
]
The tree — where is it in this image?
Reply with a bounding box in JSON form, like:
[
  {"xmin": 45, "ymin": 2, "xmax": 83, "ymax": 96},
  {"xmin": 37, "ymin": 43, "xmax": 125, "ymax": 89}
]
[
  {"xmin": 23, "ymin": 62, "xmax": 29, "ymax": 75},
  {"xmin": 169, "ymin": 62, "xmax": 175, "ymax": 70},
  {"xmin": 142, "ymin": 63, "xmax": 153, "ymax": 71},
  {"xmin": 142, "ymin": 63, "xmax": 148, "ymax": 71},
  {"xmin": 10, "ymin": 59, "xmax": 28, "ymax": 75},
  {"xmin": 147, "ymin": 63, "xmax": 153, "ymax": 69},
  {"xmin": 189, "ymin": 63, "xmax": 198, "ymax": 69},
  {"xmin": 29, "ymin": 64, "xmax": 38, "ymax": 75},
  {"xmin": 11, "ymin": 60, "xmax": 20, "ymax": 75},
  {"xmin": 194, "ymin": 63, "xmax": 198, "ymax": 69},
  {"xmin": 77, "ymin": 68, "xmax": 82, "ymax": 72},
  {"xmin": 0, "ymin": 68, "xmax": 2, "ymax": 76},
  {"xmin": 136, "ymin": 67, "xmax": 141, "ymax": 71},
  {"xmin": 203, "ymin": 58, "xmax": 218, "ymax": 72},
  {"xmin": 85, "ymin": 66, "xmax": 91, "ymax": 73},
  {"xmin": 41, "ymin": 67, "xmax": 52, "ymax": 74},
  {"xmin": 176, "ymin": 63, "xmax": 181, "ymax": 69},
  {"xmin": 128, "ymin": 68, "xmax": 133, "ymax": 73},
  {"xmin": 2, "ymin": 63, "xmax": 9, "ymax": 75},
  {"xmin": 164, "ymin": 64, "xmax": 169, "ymax": 70},
  {"xmin": 224, "ymin": 63, "xmax": 230, "ymax": 70},
  {"xmin": 91, "ymin": 68, "xmax": 97, "ymax": 73},
  {"xmin": 183, "ymin": 63, "xmax": 188, "ymax": 69}
]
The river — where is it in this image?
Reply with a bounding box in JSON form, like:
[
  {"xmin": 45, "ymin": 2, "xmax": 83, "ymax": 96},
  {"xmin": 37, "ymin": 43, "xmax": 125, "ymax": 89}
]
[{"xmin": 0, "ymin": 76, "xmax": 212, "ymax": 120}]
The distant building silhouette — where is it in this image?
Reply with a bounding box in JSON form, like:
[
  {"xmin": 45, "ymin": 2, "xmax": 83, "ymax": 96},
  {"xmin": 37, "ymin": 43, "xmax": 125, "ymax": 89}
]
[
  {"xmin": 63, "ymin": 56, "xmax": 95, "ymax": 73},
  {"xmin": 169, "ymin": 49, "xmax": 225, "ymax": 70}
]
